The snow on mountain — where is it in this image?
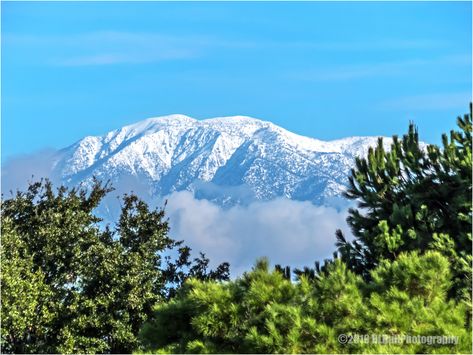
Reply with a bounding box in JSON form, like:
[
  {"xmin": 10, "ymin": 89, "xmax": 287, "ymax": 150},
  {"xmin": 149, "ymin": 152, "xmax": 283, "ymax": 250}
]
[{"xmin": 51, "ymin": 114, "xmax": 393, "ymax": 207}]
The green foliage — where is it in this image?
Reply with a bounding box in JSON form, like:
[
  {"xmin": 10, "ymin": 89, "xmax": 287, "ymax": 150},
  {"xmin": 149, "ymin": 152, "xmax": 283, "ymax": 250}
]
[
  {"xmin": 1, "ymin": 217, "xmax": 54, "ymax": 353},
  {"xmin": 336, "ymin": 106, "xmax": 472, "ymax": 300},
  {"xmin": 3, "ymin": 107, "xmax": 471, "ymax": 354},
  {"xmin": 139, "ymin": 107, "xmax": 472, "ymax": 354},
  {"xmin": 139, "ymin": 253, "xmax": 471, "ymax": 354},
  {"xmin": 1, "ymin": 179, "xmax": 229, "ymax": 353}
]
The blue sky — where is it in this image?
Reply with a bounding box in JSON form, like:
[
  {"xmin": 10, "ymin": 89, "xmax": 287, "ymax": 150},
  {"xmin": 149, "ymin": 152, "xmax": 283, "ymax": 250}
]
[{"xmin": 2, "ymin": 1, "xmax": 471, "ymax": 161}]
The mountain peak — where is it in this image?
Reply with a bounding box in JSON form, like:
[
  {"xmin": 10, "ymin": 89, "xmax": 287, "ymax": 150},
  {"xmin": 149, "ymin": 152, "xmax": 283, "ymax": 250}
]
[
  {"xmin": 203, "ymin": 115, "xmax": 267, "ymax": 124},
  {"xmin": 114, "ymin": 114, "xmax": 196, "ymax": 138},
  {"xmin": 148, "ymin": 114, "xmax": 196, "ymax": 123},
  {"xmin": 129, "ymin": 114, "xmax": 196, "ymax": 128},
  {"xmin": 121, "ymin": 114, "xmax": 271, "ymax": 136},
  {"xmin": 56, "ymin": 113, "xmax": 394, "ymax": 207}
]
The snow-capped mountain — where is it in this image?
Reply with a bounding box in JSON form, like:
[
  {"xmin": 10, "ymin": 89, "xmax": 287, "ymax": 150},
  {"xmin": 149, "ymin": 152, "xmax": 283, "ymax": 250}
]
[{"xmin": 52, "ymin": 114, "xmax": 392, "ymax": 207}]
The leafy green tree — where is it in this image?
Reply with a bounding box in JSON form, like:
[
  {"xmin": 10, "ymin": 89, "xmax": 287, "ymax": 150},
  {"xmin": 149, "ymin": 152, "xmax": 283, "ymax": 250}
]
[
  {"xmin": 336, "ymin": 106, "xmax": 472, "ymax": 299},
  {"xmin": 1, "ymin": 179, "xmax": 229, "ymax": 353},
  {"xmin": 0, "ymin": 217, "xmax": 54, "ymax": 353}
]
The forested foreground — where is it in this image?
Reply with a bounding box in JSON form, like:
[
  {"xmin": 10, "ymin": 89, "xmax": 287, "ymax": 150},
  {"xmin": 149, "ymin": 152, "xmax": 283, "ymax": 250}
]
[{"xmin": 1, "ymin": 107, "xmax": 472, "ymax": 354}]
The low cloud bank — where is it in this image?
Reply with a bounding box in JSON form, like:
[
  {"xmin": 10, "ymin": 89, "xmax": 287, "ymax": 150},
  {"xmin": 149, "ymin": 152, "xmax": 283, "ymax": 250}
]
[
  {"xmin": 2, "ymin": 152, "xmax": 353, "ymax": 277},
  {"xmin": 164, "ymin": 191, "xmax": 352, "ymax": 276},
  {"xmin": 1, "ymin": 149, "xmax": 60, "ymax": 196}
]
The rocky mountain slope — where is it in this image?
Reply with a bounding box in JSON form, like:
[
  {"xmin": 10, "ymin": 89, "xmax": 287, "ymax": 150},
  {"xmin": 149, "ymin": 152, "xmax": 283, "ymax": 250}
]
[{"xmin": 52, "ymin": 114, "xmax": 392, "ymax": 206}]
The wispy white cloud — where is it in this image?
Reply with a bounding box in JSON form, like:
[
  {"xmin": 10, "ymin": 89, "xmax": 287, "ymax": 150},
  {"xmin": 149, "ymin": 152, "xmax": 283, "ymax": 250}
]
[
  {"xmin": 1, "ymin": 149, "xmax": 61, "ymax": 196},
  {"xmin": 4, "ymin": 31, "xmax": 451, "ymax": 67},
  {"xmin": 278, "ymin": 38, "xmax": 447, "ymax": 52},
  {"xmin": 290, "ymin": 60, "xmax": 423, "ymax": 82},
  {"xmin": 288, "ymin": 54, "xmax": 471, "ymax": 82},
  {"xmin": 163, "ymin": 191, "xmax": 351, "ymax": 277},
  {"xmin": 4, "ymin": 31, "xmax": 213, "ymax": 66},
  {"xmin": 58, "ymin": 49, "xmax": 196, "ymax": 66},
  {"xmin": 1, "ymin": 151, "xmax": 352, "ymax": 277},
  {"xmin": 377, "ymin": 92, "xmax": 472, "ymax": 111}
]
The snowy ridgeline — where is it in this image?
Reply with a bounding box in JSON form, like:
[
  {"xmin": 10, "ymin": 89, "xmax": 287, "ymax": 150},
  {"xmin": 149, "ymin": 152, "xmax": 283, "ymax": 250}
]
[{"xmin": 48, "ymin": 114, "xmax": 393, "ymax": 210}]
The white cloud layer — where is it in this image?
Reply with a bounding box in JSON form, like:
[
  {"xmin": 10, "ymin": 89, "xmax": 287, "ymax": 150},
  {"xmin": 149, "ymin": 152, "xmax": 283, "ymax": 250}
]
[
  {"xmin": 2, "ymin": 152, "xmax": 352, "ymax": 277},
  {"xmin": 1, "ymin": 149, "xmax": 60, "ymax": 196},
  {"xmin": 163, "ymin": 191, "xmax": 352, "ymax": 276}
]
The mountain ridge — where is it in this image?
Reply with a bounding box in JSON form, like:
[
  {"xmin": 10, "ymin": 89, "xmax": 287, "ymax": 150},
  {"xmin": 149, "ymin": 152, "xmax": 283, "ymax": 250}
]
[{"xmin": 51, "ymin": 114, "xmax": 393, "ymax": 207}]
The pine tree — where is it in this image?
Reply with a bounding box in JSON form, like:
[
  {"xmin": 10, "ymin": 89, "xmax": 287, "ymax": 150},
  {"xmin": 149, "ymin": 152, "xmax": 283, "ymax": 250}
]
[
  {"xmin": 138, "ymin": 253, "xmax": 471, "ymax": 354},
  {"xmin": 336, "ymin": 106, "xmax": 472, "ymax": 299}
]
